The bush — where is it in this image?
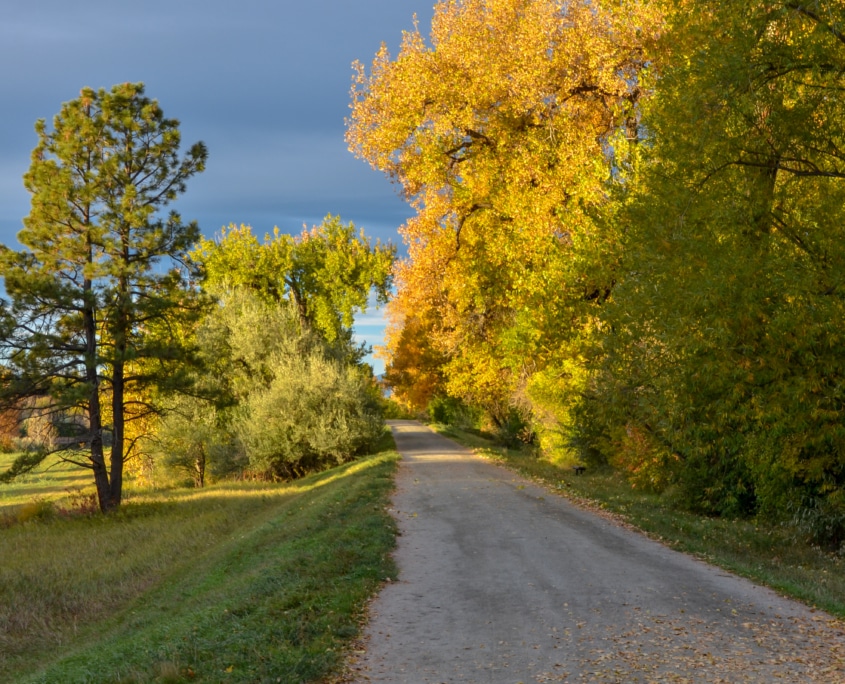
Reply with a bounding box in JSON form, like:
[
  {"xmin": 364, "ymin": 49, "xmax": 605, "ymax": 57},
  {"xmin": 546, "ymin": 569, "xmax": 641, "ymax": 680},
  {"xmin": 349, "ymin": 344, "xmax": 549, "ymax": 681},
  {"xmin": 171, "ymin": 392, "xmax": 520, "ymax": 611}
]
[
  {"xmin": 237, "ymin": 349, "xmax": 383, "ymax": 478},
  {"xmin": 427, "ymin": 395, "xmax": 481, "ymax": 428},
  {"xmin": 492, "ymin": 407, "xmax": 534, "ymax": 448},
  {"xmin": 16, "ymin": 498, "xmax": 56, "ymax": 524},
  {"xmin": 606, "ymin": 423, "xmax": 676, "ymax": 494},
  {"xmin": 193, "ymin": 289, "xmax": 384, "ymax": 481},
  {"xmin": 378, "ymin": 396, "xmax": 418, "ymax": 420}
]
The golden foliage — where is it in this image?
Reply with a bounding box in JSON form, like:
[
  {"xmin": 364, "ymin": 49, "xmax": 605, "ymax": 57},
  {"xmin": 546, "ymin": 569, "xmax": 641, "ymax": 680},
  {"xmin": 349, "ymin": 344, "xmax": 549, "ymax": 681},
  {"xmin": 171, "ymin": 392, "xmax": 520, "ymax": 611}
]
[
  {"xmin": 349, "ymin": 0, "xmax": 662, "ymax": 417},
  {"xmin": 379, "ymin": 307, "xmax": 446, "ymax": 411}
]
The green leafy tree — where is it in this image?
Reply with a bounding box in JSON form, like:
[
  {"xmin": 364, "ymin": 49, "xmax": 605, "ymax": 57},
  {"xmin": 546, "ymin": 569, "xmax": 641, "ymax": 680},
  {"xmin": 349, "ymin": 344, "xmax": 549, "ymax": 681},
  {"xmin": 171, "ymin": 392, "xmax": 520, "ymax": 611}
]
[
  {"xmin": 194, "ymin": 216, "xmax": 395, "ymax": 344},
  {"xmin": 588, "ymin": 0, "xmax": 845, "ymax": 517},
  {"xmin": 0, "ymin": 83, "xmax": 207, "ymax": 512},
  {"xmin": 156, "ymin": 395, "xmax": 242, "ymax": 488}
]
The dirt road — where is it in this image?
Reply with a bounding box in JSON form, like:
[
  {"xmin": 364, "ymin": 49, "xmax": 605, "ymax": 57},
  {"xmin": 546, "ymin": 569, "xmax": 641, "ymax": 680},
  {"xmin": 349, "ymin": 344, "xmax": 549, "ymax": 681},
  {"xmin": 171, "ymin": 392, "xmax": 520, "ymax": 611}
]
[{"xmin": 351, "ymin": 421, "xmax": 845, "ymax": 683}]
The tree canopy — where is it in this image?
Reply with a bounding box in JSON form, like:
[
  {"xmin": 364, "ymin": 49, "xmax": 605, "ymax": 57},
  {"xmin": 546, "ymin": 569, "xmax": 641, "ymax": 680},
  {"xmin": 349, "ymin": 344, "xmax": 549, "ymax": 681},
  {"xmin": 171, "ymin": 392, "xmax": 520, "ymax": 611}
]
[
  {"xmin": 194, "ymin": 217, "xmax": 395, "ymax": 344},
  {"xmin": 348, "ymin": 0, "xmax": 661, "ymax": 429},
  {"xmin": 351, "ymin": 0, "xmax": 845, "ymax": 536},
  {"xmin": 587, "ymin": 0, "xmax": 845, "ymax": 517}
]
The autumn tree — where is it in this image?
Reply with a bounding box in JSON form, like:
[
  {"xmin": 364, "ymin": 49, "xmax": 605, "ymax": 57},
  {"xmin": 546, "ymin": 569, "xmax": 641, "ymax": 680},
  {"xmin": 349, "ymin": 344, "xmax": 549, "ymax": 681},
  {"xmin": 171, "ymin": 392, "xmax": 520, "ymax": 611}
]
[
  {"xmin": 588, "ymin": 0, "xmax": 845, "ymax": 521},
  {"xmin": 347, "ymin": 0, "xmax": 662, "ymax": 437},
  {"xmin": 379, "ymin": 306, "xmax": 447, "ymax": 412},
  {"xmin": 0, "ymin": 83, "xmax": 207, "ymax": 512},
  {"xmin": 0, "ymin": 407, "xmax": 21, "ymax": 453}
]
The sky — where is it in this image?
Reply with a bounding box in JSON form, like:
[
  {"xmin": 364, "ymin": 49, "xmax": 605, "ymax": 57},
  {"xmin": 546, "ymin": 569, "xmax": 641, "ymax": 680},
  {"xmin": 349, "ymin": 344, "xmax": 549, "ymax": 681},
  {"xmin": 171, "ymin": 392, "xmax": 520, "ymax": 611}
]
[{"xmin": 0, "ymin": 1, "xmax": 435, "ymax": 375}]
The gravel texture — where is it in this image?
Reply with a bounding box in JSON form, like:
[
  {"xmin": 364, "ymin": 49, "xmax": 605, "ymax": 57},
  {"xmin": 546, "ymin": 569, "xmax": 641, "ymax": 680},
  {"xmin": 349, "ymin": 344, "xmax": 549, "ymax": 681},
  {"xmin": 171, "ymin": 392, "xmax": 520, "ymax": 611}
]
[{"xmin": 350, "ymin": 420, "xmax": 845, "ymax": 683}]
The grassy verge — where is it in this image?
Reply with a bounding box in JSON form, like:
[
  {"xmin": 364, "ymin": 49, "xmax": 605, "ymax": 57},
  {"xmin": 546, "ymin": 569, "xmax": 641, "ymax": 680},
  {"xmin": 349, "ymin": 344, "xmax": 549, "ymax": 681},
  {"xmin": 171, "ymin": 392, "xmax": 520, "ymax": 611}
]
[
  {"xmin": 0, "ymin": 431, "xmax": 399, "ymax": 683},
  {"xmin": 432, "ymin": 423, "xmax": 845, "ymax": 619}
]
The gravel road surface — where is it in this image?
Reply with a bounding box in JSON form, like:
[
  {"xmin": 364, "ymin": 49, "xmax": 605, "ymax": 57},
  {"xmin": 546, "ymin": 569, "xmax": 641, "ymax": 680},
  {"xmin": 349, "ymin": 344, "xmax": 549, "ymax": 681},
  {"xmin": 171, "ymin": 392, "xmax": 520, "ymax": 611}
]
[{"xmin": 351, "ymin": 420, "xmax": 845, "ymax": 683}]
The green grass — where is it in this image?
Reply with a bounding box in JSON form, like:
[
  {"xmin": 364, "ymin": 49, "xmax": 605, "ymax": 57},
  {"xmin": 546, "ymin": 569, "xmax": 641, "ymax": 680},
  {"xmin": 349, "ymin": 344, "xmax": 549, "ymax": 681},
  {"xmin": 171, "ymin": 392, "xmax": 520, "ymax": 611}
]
[
  {"xmin": 432, "ymin": 423, "xmax": 845, "ymax": 620},
  {"xmin": 0, "ymin": 432, "xmax": 399, "ymax": 683},
  {"xmin": 0, "ymin": 450, "xmax": 95, "ymax": 512}
]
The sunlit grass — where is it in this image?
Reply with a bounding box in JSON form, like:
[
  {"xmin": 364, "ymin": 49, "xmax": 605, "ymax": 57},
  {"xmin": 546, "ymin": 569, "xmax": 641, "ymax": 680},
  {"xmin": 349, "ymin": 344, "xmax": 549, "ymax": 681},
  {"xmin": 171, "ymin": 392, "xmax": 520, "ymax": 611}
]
[
  {"xmin": 435, "ymin": 424, "xmax": 845, "ymax": 619},
  {"xmin": 0, "ymin": 431, "xmax": 399, "ymax": 683},
  {"xmin": 0, "ymin": 451, "xmax": 95, "ymax": 512}
]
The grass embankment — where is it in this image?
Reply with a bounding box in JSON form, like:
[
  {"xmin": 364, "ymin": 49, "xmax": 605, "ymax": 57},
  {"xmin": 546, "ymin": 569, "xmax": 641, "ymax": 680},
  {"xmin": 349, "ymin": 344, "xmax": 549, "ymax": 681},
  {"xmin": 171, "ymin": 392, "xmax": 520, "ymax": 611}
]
[
  {"xmin": 0, "ymin": 433, "xmax": 399, "ymax": 684},
  {"xmin": 433, "ymin": 423, "xmax": 845, "ymax": 620}
]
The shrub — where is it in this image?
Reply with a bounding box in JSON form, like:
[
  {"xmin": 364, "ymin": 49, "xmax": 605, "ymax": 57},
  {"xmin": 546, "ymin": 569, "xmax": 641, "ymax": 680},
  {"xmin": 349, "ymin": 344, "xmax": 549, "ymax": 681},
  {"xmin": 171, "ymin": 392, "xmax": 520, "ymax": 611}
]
[
  {"xmin": 607, "ymin": 423, "xmax": 676, "ymax": 493},
  {"xmin": 427, "ymin": 395, "xmax": 481, "ymax": 428},
  {"xmin": 16, "ymin": 498, "xmax": 56, "ymax": 524},
  {"xmin": 492, "ymin": 407, "xmax": 534, "ymax": 448},
  {"xmin": 194, "ymin": 289, "xmax": 384, "ymax": 480},
  {"xmin": 378, "ymin": 396, "xmax": 418, "ymax": 420},
  {"xmin": 58, "ymin": 489, "xmax": 99, "ymax": 518},
  {"xmin": 237, "ymin": 349, "xmax": 383, "ymax": 478}
]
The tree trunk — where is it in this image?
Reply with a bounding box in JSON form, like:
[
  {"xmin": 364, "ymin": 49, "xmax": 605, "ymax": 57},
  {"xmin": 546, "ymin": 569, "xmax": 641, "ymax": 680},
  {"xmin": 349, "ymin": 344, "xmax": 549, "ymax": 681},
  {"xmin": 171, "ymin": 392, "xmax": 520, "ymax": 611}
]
[
  {"xmin": 195, "ymin": 447, "xmax": 206, "ymax": 488},
  {"xmin": 109, "ymin": 355, "xmax": 124, "ymax": 510},
  {"xmin": 287, "ymin": 279, "xmax": 311, "ymax": 332},
  {"xmin": 108, "ymin": 270, "xmax": 129, "ymax": 511},
  {"xmin": 83, "ymin": 277, "xmax": 110, "ymax": 513}
]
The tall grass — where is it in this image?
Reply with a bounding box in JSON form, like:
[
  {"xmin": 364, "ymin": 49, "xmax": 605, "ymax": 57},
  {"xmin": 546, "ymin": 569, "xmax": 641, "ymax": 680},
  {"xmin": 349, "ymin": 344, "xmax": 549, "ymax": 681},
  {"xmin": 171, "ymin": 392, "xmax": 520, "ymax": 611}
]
[{"xmin": 0, "ymin": 433, "xmax": 399, "ymax": 683}]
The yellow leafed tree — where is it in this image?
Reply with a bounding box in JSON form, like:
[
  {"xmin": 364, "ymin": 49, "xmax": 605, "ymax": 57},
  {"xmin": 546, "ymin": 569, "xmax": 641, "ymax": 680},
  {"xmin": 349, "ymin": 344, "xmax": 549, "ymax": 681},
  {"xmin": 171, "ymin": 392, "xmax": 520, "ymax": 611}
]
[{"xmin": 348, "ymin": 0, "xmax": 662, "ymax": 435}]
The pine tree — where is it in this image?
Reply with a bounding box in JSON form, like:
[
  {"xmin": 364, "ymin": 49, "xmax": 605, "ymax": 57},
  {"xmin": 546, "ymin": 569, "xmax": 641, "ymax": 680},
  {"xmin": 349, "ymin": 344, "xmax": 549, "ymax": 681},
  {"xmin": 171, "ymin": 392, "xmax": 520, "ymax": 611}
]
[{"xmin": 0, "ymin": 83, "xmax": 207, "ymax": 512}]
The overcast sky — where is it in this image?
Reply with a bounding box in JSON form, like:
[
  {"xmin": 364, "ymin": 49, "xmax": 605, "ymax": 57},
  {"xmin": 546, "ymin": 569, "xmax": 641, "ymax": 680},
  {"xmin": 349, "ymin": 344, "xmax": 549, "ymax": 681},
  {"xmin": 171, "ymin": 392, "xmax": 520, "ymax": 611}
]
[{"xmin": 0, "ymin": 1, "xmax": 434, "ymax": 374}]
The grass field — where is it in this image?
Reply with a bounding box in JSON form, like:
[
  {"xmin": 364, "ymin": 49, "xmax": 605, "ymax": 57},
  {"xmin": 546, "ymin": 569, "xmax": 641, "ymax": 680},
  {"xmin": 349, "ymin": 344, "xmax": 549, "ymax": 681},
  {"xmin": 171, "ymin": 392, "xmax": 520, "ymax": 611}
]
[
  {"xmin": 0, "ymin": 433, "xmax": 399, "ymax": 683},
  {"xmin": 0, "ymin": 450, "xmax": 94, "ymax": 513},
  {"xmin": 433, "ymin": 423, "xmax": 845, "ymax": 620}
]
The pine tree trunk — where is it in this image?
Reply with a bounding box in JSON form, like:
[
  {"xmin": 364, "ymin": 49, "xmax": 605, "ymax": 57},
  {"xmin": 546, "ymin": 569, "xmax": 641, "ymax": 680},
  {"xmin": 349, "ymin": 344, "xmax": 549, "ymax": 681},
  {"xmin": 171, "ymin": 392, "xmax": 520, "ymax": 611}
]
[
  {"xmin": 109, "ymin": 357, "xmax": 124, "ymax": 510},
  {"xmin": 83, "ymin": 278, "xmax": 110, "ymax": 513},
  {"xmin": 108, "ymin": 271, "xmax": 129, "ymax": 511}
]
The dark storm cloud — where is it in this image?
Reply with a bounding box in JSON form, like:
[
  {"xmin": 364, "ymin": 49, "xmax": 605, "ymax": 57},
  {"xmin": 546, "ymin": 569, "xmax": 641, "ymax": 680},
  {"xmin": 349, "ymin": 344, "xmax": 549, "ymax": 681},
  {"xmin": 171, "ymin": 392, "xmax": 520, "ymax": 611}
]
[
  {"xmin": 0, "ymin": 0, "xmax": 432, "ymax": 371},
  {"xmin": 0, "ymin": 0, "xmax": 430, "ymax": 241},
  {"xmin": 174, "ymin": 128, "xmax": 412, "ymax": 246}
]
